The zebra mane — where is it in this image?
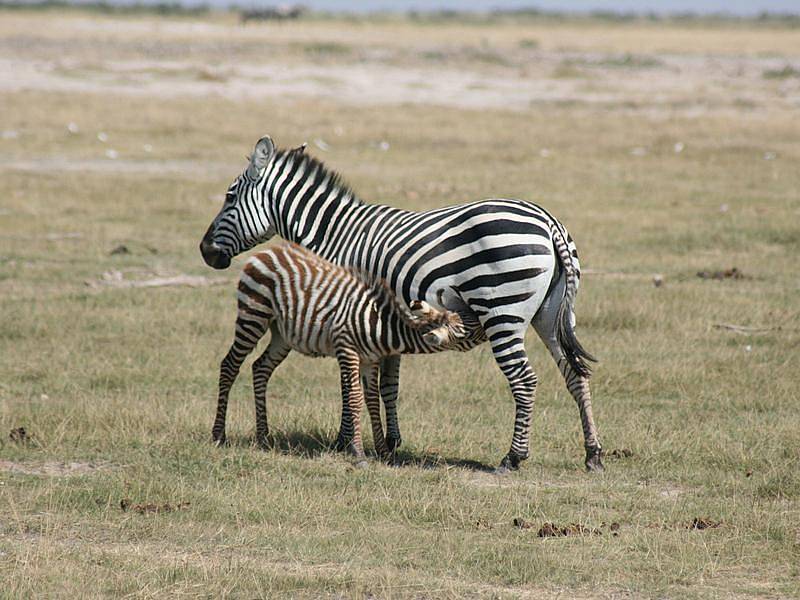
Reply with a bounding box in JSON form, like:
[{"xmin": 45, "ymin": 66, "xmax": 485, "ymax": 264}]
[{"xmin": 275, "ymin": 147, "xmax": 364, "ymax": 206}]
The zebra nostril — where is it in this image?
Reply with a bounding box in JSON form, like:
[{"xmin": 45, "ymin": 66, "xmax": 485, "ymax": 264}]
[{"xmin": 200, "ymin": 241, "xmax": 231, "ymax": 269}]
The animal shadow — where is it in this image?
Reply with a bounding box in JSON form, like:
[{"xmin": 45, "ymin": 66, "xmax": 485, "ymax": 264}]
[
  {"xmin": 391, "ymin": 448, "xmax": 495, "ymax": 473},
  {"xmin": 221, "ymin": 426, "xmax": 335, "ymax": 458},
  {"xmin": 217, "ymin": 428, "xmax": 494, "ymax": 472}
]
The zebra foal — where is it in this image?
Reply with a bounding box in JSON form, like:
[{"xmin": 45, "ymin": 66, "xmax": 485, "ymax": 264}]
[{"xmin": 212, "ymin": 242, "xmax": 472, "ymax": 462}]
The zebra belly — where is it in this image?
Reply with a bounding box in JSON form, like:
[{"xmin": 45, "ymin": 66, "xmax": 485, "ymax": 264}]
[{"xmin": 275, "ymin": 321, "xmax": 336, "ymax": 358}]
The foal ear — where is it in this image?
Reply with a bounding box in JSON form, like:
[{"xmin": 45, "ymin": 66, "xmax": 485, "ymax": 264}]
[
  {"xmin": 438, "ymin": 286, "xmax": 470, "ymax": 313},
  {"xmin": 410, "ymin": 300, "xmax": 432, "ymax": 318},
  {"xmin": 247, "ymin": 135, "xmax": 275, "ymax": 178}
]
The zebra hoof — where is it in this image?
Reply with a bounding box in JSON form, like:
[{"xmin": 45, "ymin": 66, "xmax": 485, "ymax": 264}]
[
  {"xmin": 255, "ymin": 433, "xmax": 270, "ymax": 451},
  {"xmin": 386, "ymin": 435, "xmax": 402, "ymax": 452},
  {"xmin": 585, "ymin": 447, "xmax": 605, "ymax": 472},
  {"xmin": 495, "ymin": 452, "xmax": 524, "ymax": 475},
  {"xmin": 354, "ymin": 458, "xmax": 369, "ymax": 469},
  {"xmin": 212, "ymin": 432, "xmax": 227, "ymax": 447}
]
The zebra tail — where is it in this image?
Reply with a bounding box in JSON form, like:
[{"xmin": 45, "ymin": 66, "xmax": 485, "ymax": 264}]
[{"xmin": 549, "ymin": 221, "xmax": 597, "ymax": 379}]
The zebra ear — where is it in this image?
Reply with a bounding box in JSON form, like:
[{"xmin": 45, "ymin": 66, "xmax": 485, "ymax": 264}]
[
  {"xmin": 292, "ymin": 142, "xmax": 308, "ymax": 154},
  {"xmin": 248, "ymin": 135, "xmax": 275, "ymax": 178}
]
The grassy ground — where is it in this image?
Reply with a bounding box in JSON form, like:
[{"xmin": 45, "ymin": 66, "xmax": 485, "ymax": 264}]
[{"xmin": 1, "ymin": 10, "xmax": 799, "ymax": 599}]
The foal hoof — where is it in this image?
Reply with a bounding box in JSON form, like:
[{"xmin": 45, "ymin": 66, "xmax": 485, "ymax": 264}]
[
  {"xmin": 585, "ymin": 447, "xmax": 605, "ymax": 472},
  {"xmin": 334, "ymin": 433, "xmax": 352, "ymax": 453}
]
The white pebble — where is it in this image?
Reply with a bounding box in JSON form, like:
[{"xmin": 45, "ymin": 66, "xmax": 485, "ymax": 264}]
[
  {"xmin": 673, "ymin": 142, "xmax": 685, "ymax": 153},
  {"xmin": 2, "ymin": 130, "xmax": 19, "ymax": 139},
  {"xmin": 630, "ymin": 147, "xmax": 647, "ymax": 156},
  {"xmin": 745, "ymin": 345, "xmax": 752, "ymax": 352},
  {"xmin": 719, "ymin": 203, "xmax": 730, "ymax": 213},
  {"xmin": 378, "ymin": 141, "xmax": 390, "ymax": 151},
  {"xmin": 105, "ymin": 149, "xmax": 118, "ymax": 159},
  {"xmin": 67, "ymin": 122, "xmax": 79, "ymax": 134},
  {"xmin": 539, "ymin": 148, "xmax": 551, "ymax": 158},
  {"xmin": 97, "ymin": 132, "xmax": 108, "ymax": 143},
  {"xmin": 143, "ymin": 144, "xmax": 153, "ymax": 153},
  {"xmin": 313, "ymin": 138, "xmax": 330, "ymax": 151},
  {"xmin": 763, "ymin": 151, "xmax": 776, "ymax": 161}
]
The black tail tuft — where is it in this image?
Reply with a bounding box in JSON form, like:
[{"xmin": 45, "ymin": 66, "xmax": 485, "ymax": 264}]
[{"xmin": 556, "ymin": 299, "xmax": 596, "ymax": 379}]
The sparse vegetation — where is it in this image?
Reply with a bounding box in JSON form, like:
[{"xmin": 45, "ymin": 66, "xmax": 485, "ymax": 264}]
[
  {"xmin": 763, "ymin": 64, "xmax": 800, "ymax": 78},
  {"xmin": 1, "ymin": 9, "xmax": 799, "ymax": 599}
]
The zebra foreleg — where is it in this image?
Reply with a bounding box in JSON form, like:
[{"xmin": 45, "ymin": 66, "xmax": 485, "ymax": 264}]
[
  {"xmin": 380, "ymin": 355, "xmax": 402, "ymax": 451},
  {"xmin": 251, "ymin": 329, "xmax": 291, "ymax": 450},
  {"xmin": 490, "ymin": 334, "xmax": 538, "ymax": 474},
  {"xmin": 336, "ymin": 348, "xmax": 368, "ymax": 466},
  {"xmin": 213, "ymin": 314, "xmax": 269, "ymax": 446}
]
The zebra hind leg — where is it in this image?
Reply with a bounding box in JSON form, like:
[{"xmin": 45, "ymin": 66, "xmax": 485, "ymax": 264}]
[
  {"xmin": 489, "ymin": 332, "xmax": 538, "ymax": 474},
  {"xmin": 531, "ymin": 288, "xmax": 604, "ymax": 472},
  {"xmin": 251, "ymin": 327, "xmax": 291, "ymax": 450}
]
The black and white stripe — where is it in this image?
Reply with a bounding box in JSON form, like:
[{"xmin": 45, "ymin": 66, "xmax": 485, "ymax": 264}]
[{"xmin": 200, "ymin": 136, "xmax": 603, "ymax": 472}]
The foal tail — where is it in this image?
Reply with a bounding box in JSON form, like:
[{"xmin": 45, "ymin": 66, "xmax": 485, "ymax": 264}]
[{"xmin": 549, "ymin": 221, "xmax": 597, "ymax": 379}]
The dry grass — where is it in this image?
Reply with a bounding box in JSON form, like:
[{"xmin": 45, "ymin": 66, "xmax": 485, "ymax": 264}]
[{"xmin": 1, "ymin": 9, "xmax": 799, "ymax": 599}]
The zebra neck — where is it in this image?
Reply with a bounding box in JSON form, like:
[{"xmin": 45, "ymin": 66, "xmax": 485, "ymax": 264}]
[{"xmin": 271, "ymin": 183, "xmax": 365, "ymax": 259}]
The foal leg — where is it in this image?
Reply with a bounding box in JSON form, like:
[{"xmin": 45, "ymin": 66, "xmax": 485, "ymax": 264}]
[
  {"xmin": 362, "ymin": 362, "xmax": 390, "ymax": 461},
  {"xmin": 336, "ymin": 347, "xmax": 368, "ymax": 465},
  {"xmin": 212, "ymin": 313, "xmax": 269, "ymax": 446},
  {"xmin": 251, "ymin": 327, "xmax": 292, "ymax": 450},
  {"xmin": 336, "ymin": 355, "xmax": 401, "ymax": 453}
]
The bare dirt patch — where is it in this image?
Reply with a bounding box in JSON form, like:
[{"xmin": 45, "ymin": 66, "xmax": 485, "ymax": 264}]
[{"xmin": 84, "ymin": 269, "xmax": 230, "ymax": 290}]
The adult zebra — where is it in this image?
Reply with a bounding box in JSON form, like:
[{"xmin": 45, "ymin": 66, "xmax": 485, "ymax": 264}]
[{"xmin": 200, "ymin": 136, "xmax": 603, "ymax": 473}]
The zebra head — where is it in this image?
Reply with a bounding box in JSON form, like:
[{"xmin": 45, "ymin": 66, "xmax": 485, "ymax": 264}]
[{"xmin": 200, "ymin": 135, "xmax": 281, "ymax": 269}]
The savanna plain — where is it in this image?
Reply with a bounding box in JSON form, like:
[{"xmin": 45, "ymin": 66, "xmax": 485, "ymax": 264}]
[{"xmin": 1, "ymin": 8, "xmax": 799, "ymax": 599}]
